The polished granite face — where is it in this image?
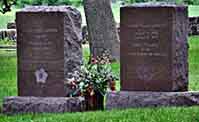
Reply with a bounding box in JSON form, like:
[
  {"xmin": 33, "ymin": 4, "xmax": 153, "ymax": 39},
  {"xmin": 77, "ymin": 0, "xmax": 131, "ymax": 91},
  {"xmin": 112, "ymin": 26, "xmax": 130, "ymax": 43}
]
[
  {"xmin": 17, "ymin": 12, "xmax": 65, "ymax": 97},
  {"xmin": 120, "ymin": 5, "xmax": 188, "ymax": 91},
  {"xmin": 17, "ymin": 6, "xmax": 82, "ymax": 97}
]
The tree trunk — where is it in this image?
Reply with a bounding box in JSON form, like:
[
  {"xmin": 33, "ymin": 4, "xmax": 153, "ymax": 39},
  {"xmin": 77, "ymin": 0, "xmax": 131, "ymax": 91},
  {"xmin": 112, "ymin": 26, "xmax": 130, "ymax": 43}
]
[{"xmin": 83, "ymin": 0, "xmax": 120, "ymax": 61}]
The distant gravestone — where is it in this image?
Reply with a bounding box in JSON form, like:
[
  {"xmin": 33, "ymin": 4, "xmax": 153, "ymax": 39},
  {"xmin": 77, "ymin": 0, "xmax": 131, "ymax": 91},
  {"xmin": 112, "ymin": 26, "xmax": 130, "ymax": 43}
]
[
  {"xmin": 0, "ymin": 29, "xmax": 16, "ymax": 40},
  {"xmin": 17, "ymin": 6, "xmax": 82, "ymax": 97},
  {"xmin": 7, "ymin": 22, "xmax": 16, "ymax": 29},
  {"xmin": 189, "ymin": 17, "xmax": 199, "ymax": 35},
  {"xmin": 83, "ymin": 0, "xmax": 120, "ymax": 61},
  {"xmin": 120, "ymin": 3, "xmax": 188, "ymax": 91}
]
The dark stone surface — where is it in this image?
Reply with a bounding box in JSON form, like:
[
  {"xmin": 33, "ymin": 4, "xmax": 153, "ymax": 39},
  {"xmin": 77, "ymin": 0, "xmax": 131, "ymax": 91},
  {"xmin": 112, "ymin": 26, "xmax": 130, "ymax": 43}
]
[
  {"xmin": 106, "ymin": 91, "xmax": 199, "ymax": 109},
  {"xmin": 83, "ymin": 0, "xmax": 120, "ymax": 61},
  {"xmin": 3, "ymin": 96, "xmax": 86, "ymax": 115},
  {"xmin": 82, "ymin": 25, "xmax": 89, "ymax": 44},
  {"xmin": 0, "ymin": 106, "xmax": 2, "ymax": 113},
  {"xmin": 7, "ymin": 22, "xmax": 16, "ymax": 29},
  {"xmin": 189, "ymin": 17, "xmax": 199, "ymax": 35},
  {"xmin": 120, "ymin": 3, "xmax": 188, "ymax": 91},
  {"xmin": 16, "ymin": 6, "xmax": 82, "ymax": 97},
  {"xmin": 0, "ymin": 29, "xmax": 16, "ymax": 40}
]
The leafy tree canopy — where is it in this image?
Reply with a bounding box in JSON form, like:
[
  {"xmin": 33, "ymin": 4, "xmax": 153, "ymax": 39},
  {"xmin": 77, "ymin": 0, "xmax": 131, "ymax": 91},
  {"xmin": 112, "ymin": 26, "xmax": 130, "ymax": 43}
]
[{"xmin": 0, "ymin": 0, "xmax": 16, "ymax": 14}]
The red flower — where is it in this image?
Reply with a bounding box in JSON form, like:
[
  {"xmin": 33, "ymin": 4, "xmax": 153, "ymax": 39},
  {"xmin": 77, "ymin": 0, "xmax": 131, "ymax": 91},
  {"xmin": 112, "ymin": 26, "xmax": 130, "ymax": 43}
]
[
  {"xmin": 91, "ymin": 57, "xmax": 98, "ymax": 64},
  {"xmin": 109, "ymin": 80, "xmax": 116, "ymax": 91},
  {"xmin": 86, "ymin": 85, "xmax": 95, "ymax": 96},
  {"xmin": 70, "ymin": 81, "xmax": 77, "ymax": 89}
]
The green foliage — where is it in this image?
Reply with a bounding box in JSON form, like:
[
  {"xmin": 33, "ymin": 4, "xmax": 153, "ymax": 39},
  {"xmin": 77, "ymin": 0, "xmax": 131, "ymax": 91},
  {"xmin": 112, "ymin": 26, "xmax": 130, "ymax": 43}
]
[
  {"xmin": 68, "ymin": 51, "xmax": 118, "ymax": 97},
  {"xmin": 16, "ymin": 0, "xmax": 83, "ymax": 7},
  {"xmin": 0, "ymin": 0, "xmax": 16, "ymax": 14}
]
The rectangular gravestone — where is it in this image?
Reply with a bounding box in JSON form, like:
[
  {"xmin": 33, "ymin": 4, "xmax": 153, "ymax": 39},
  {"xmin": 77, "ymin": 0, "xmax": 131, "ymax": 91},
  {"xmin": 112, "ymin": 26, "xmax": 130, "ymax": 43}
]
[
  {"xmin": 120, "ymin": 3, "xmax": 188, "ymax": 91},
  {"xmin": 189, "ymin": 17, "xmax": 199, "ymax": 35},
  {"xmin": 17, "ymin": 6, "xmax": 82, "ymax": 97}
]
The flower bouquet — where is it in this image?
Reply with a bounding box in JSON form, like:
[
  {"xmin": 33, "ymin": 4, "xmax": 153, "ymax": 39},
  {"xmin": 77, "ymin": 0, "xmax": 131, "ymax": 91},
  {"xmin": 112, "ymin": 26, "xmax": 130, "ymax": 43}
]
[{"xmin": 67, "ymin": 51, "xmax": 118, "ymax": 110}]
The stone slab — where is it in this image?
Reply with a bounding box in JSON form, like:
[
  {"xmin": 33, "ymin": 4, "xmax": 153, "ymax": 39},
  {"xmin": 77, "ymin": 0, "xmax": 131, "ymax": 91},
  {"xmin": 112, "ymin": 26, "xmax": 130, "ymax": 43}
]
[
  {"xmin": 7, "ymin": 22, "xmax": 16, "ymax": 29},
  {"xmin": 120, "ymin": 3, "xmax": 188, "ymax": 91},
  {"xmin": 3, "ymin": 96, "xmax": 86, "ymax": 115},
  {"xmin": 16, "ymin": 6, "xmax": 82, "ymax": 97},
  {"xmin": 189, "ymin": 17, "xmax": 199, "ymax": 35},
  {"xmin": 106, "ymin": 91, "xmax": 199, "ymax": 110}
]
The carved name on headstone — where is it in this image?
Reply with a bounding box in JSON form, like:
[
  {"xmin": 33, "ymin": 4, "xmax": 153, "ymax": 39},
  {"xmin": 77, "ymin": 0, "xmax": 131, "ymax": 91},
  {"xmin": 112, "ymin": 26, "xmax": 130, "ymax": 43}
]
[
  {"xmin": 17, "ymin": 6, "xmax": 82, "ymax": 97},
  {"xmin": 120, "ymin": 3, "xmax": 188, "ymax": 91}
]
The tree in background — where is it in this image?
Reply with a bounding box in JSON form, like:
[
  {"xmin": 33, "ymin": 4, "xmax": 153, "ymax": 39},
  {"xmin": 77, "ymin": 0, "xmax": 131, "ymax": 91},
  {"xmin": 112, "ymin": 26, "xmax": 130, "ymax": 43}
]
[
  {"xmin": 0, "ymin": 0, "xmax": 82, "ymax": 14},
  {"xmin": 0, "ymin": 0, "xmax": 16, "ymax": 14},
  {"xmin": 16, "ymin": 0, "xmax": 82, "ymax": 7}
]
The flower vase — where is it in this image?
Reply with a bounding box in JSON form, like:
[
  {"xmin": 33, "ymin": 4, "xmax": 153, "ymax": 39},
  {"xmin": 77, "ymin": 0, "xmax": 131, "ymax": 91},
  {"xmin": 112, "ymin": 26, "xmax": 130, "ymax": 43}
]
[{"xmin": 85, "ymin": 91, "xmax": 104, "ymax": 111}]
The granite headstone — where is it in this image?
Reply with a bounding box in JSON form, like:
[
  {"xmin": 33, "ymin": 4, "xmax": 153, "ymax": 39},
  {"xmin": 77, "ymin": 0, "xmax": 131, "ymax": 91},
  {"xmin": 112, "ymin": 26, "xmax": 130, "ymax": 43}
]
[
  {"xmin": 17, "ymin": 6, "xmax": 82, "ymax": 97},
  {"xmin": 189, "ymin": 17, "xmax": 199, "ymax": 35},
  {"xmin": 120, "ymin": 3, "xmax": 188, "ymax": 91}
]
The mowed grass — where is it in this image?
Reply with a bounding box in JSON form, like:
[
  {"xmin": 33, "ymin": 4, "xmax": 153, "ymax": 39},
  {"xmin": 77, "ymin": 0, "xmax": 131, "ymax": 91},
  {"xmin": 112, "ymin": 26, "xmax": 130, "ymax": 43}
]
[
  {"xmin": 0, "ymin": 36, "xmax": 199, "ymax": 121},
  {"xmin": 0, "ymin": 107, "xmax": 199, "ymax": 122},
  {"xmin": 0, "ymin": 50, "xmax": 17, "ymax": 105},
  {"xmin": 0, "ymin": 4, "xmax": 199, "ymax": 122},
  {"xmin": 188, "ymin": 36, "xmax": 199, "ymax": 91},
  {"xmin": 189, "ymin": 5, "xmax": 199, "ymax": 17},
  {"xmin": 0, "ymin": 8, "xmax": 18, "ymax": 29}
]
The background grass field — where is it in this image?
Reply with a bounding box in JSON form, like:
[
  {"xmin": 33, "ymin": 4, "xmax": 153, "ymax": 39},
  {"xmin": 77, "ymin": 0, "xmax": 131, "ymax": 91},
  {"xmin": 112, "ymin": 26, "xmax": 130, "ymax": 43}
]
[
  {"xmin": 0, "ymin": 107, "xmax": 199, "ymax": 122},
  {"xmin": 0, "ymin": 3, "xmax": 199, "ymax": 122}
]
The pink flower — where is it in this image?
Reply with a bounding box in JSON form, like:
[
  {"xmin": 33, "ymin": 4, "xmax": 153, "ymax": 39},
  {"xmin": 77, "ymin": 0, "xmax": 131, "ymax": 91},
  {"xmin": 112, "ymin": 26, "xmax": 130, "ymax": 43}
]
[{"xmin": 91, "ymin": 58, "xmax": 98, "ymax": 64}]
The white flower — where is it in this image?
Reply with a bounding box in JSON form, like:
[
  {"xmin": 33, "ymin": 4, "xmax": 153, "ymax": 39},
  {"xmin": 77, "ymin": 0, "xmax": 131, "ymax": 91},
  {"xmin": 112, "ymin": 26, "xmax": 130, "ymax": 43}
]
[
  {"xmin": 73, "ymin": 71, "xmax": 79, "ymax": 77},
  {"xmin": 67, "ymin": 77, "xmax": 75, "ymax": 83},
  {"xmin": 79, "ymin": 82, "xmax": 84, "ymax": 88},
  {"xmin": 96, "ymin": 80, "xmax": 101, "ymax": 83},
  {"xmin": 79, "ymin": 97, "xmax": 85, "ymax": 101}
]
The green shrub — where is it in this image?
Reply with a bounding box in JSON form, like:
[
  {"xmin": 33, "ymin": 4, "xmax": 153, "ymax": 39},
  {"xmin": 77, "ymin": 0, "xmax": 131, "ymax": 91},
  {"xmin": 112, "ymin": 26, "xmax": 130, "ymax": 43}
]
[
  {"xmin": 16, "ymin": 0, "xmax": 83, "ymax": 7},
  {"xmin": 184, "ymin": 0, "xmax": 199, "ymax": 5}
]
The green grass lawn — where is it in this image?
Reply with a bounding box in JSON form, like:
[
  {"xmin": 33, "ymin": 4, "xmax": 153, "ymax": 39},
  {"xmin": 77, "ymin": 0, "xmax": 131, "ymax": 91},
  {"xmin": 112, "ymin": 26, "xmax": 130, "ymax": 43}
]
[
  {"xmin": 0, "ymin": 8, "xmax": 18, "ymax": 29},
  {"xmin": 0, "ymin": 3, "xmax": 199, "ymax": 122},
  {"xmin": 189, "ymin": 5, "xmax": 199, "ymax": 17},
  {"xmin": 0, "ymin": 36, "xmax": 199, "ymax": 121},
  {"xmin": 0, "ymin": 107, "xmax": 199, "ymax": 122},
  {"xmin": 188, "ymin": 36, "xmax": 199, "ymax": 91}
]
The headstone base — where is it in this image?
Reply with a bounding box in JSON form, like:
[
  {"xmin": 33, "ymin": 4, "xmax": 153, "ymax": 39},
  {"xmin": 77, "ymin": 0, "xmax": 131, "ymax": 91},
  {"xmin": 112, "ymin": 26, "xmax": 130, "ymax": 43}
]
[
  {"xmin": 3, "ymin": 97, "xmax": 86, "ymax": 115},
  {"xmin": 106, "ymin": 91, "xmax": 199, "ymax": 110}
]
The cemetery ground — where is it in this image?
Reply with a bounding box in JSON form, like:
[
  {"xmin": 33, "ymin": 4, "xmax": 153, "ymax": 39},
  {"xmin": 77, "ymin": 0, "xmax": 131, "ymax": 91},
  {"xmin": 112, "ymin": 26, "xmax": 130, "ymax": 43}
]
[
  {"xmin": 0, "ymin": 36, "xmax": 198, "ymax": 121},
  {"xmin": 0, "ymin": 3, "xmax": 199, "ymax": 122}
]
